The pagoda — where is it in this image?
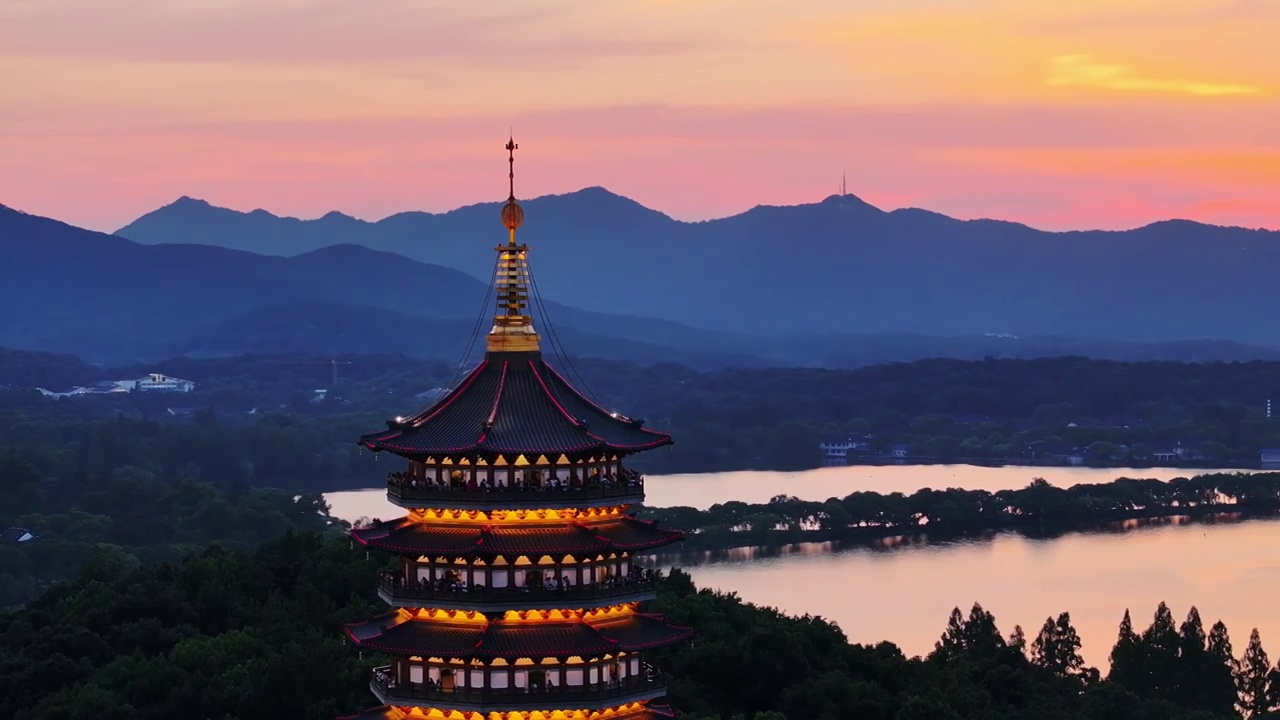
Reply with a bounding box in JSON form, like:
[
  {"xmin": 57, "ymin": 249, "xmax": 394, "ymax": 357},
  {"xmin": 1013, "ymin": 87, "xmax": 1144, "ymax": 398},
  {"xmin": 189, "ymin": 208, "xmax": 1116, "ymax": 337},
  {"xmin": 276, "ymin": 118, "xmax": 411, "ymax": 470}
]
[{"xmin": 343, "ymin": 138, "xmax": 688, "ymax": 720}]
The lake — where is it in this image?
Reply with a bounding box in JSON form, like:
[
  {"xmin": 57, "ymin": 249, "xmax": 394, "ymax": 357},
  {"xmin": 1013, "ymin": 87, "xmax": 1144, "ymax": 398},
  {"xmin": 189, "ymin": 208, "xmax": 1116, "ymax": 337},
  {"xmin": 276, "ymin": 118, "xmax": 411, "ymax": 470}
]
[
  {"xmin": 326, "ymin": 464, "xmax": 1276, "ymax": 668},
  {"xmin": 327, "ymin": 464, "xmax": 1254, "ymax": 517}
]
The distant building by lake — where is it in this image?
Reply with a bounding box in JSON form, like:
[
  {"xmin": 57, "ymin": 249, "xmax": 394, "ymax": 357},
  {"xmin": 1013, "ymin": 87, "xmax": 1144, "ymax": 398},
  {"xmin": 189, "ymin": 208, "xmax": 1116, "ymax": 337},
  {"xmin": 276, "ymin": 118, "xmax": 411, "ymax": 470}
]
[
  {"xmin": 117, "ymin": 373, "xmax": 195, "ymax": 392},
  {"xmin": 1262, "ymin": 449, "xmax": 1280, "ymax": 469},
  {"xmin": 37, "ymin": 371, "xmax": 194, "ymax": 397},
  {"xmin": 1, "ymin": 527, "xmax": 35, "ymax": 544}
]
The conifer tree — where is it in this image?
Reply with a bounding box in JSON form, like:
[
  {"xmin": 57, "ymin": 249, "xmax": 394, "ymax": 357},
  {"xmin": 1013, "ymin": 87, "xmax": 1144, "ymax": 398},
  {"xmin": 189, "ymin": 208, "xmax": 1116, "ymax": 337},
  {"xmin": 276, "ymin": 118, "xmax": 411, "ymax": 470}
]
[
  {"xmin": 1143, "ymin": 601, "xmax": 1182, "ymax": 696},
  {"xmin": 1031, "ymin": 612, "xmax": 1086, "ymax": 680},
  {"xmin": 1008, "ymin": 625, "xmax": 1027, "ymax": 659},
  {"xmin": 1238, "ymin": 628, "xmax": 1275, "ymax": 718},
  {"xmin": 1108, "ymin": 609, "xmax": 1142, "ymax": 689},
  {"xmin": 962, "ymin": 602, "xmax": 1006, "ymax": 659},
  {"xmin": 1201, "ymin": 618, "xmax": 1238, "ymax": 717},
  {"xmin": 1177, "ymin": 607, "xmax": 1209, "ymax": 703},
  {"xmin": 931, "ymin": 607, "xmax": 967, "ymax": 661}
]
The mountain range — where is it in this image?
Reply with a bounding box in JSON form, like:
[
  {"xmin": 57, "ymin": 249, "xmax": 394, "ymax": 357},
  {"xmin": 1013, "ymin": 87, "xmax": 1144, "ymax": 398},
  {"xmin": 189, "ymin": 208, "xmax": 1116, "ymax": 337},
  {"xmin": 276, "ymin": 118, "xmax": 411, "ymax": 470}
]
[
  {"xmin": 5, "ymin": 197, "xmax": 1280, "ymax": 369},
  {"xmin": 0, "ymin": 203, "xmax": 754, "ymax": 366},
  {"xmin": 117, "ymin": 189, "xmax": 1280, "ymax": 343}
]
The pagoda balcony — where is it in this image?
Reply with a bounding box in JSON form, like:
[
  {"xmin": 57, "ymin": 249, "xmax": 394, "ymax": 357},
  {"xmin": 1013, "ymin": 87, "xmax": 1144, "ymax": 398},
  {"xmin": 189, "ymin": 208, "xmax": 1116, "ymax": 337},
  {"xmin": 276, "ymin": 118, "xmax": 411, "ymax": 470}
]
[
  {"xmin": 377, "ymin": 571, "xmax": 658, "ymax": 611},
  {"xmin": 370, "ymin": 665, "xmax": 667, "ymax": 713},
  {"xmin": 386, "ymin": 475, "xmax": 646, "ymax": 510}
]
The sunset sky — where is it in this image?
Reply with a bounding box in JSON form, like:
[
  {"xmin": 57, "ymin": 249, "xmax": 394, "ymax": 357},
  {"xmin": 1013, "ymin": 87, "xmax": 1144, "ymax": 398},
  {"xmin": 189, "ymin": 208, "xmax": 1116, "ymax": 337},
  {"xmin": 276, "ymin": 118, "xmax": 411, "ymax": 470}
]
[{"xmin": 1, "ymin": 0, "xmax": 1277, "ymax": 232}]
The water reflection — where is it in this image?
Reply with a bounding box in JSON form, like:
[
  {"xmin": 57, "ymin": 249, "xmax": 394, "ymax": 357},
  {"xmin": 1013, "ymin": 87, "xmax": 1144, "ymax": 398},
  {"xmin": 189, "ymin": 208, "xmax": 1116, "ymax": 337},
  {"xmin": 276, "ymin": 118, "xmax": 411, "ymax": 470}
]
[
  {"xmin": 649, "ymin": 514, "xmax": 1248, "ymax": 568},
  {"xmin": 326, "ymin": 464, "xmax": 1253, "ymax": 522},
  {"xmin": 654, "ymin": 514, "xmax": 1280, "ymax": 668}
]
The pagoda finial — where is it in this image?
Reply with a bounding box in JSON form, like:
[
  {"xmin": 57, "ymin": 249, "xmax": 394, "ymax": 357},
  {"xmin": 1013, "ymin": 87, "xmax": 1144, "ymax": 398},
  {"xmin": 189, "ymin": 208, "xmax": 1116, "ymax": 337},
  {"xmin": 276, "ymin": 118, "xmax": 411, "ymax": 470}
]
[
  {"xmin": 500, "ymin": 136, "xmax": 524, "ymax": 240},
  {"xmin": 488, "ymin": 135, "xmax": 539, "ymax": 353}
]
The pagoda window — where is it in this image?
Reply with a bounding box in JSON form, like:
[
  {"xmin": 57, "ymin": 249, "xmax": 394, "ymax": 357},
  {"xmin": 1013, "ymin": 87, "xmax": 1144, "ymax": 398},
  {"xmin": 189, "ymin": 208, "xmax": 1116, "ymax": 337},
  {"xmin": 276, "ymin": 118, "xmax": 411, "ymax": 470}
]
[{"xmin": 409, "ymin": 663, "xmax": 424, "ymax": 684}]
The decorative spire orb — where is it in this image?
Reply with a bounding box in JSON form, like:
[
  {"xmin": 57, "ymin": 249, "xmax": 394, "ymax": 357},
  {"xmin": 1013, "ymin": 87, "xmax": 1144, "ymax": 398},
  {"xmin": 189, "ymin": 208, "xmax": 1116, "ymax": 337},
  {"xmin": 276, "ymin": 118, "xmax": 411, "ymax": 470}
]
[{"xmin": 501, "ymin": 198, "xmax": 525, "ymax": 231}]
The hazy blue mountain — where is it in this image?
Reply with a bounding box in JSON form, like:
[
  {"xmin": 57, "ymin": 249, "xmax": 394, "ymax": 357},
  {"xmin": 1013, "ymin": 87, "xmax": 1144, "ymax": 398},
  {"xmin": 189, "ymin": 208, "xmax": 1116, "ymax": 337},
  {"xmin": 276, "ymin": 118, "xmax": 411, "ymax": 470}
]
[
  {"xmin": 118, "ymin": 191, "xmax": 1280, "ymax": 343},
  {"xmin": 10, "ymin": 203, "xmax": 1280, "ymax": 369},
  {"xmin": 0, "ymin": 204, "xmax": 747, "ymax": 365}
]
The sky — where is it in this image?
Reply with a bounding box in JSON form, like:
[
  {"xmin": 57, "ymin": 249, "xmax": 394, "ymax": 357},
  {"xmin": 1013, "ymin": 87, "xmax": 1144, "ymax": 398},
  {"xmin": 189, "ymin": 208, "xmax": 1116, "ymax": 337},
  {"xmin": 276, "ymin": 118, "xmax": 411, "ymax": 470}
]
[{"xmin": 1, "ymin": 0, "xmax": 1277, "ymax": 232}]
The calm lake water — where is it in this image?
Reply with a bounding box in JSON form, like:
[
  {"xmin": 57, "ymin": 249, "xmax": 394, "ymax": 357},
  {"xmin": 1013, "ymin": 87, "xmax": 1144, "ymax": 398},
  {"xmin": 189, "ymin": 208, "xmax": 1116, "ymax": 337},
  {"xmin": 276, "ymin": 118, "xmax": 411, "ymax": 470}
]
[
  {"xmin": 328, "ymin": 464, "xmax": 1254, "ymax": 518},
  {"xmin": 326, "ymin": 464, "xmax": 1276, "ymax": 668}
]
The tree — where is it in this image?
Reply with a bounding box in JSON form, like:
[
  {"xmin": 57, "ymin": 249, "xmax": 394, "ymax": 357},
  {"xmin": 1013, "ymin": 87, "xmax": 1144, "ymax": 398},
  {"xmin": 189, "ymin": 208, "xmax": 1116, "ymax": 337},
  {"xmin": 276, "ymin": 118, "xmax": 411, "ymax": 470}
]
[
  {"xmin": 962, "ymin": 603, "xmax": 1006, "ymax": 660},
  {"xmin": 1238, "ymin": 629, "xmax": 1276, "ymax": 718},
  {"xmin": 1108, "ymin": 609, "xmax": 1143, "ymax": 691},
  {"xmin": 1202, "ymin": 620, "xmax": 1238, "ymax": 716},
  {"xmin": 1030, "ymin": 612, "xmax": 1087, "ymax": 681},
  {"xmin": 931, "ymin": 607, "xmax": 967, "ymax": 662},
  {"xmin": 1008, "ymin": 625, "xmax": 1027, "ymax": 658}
]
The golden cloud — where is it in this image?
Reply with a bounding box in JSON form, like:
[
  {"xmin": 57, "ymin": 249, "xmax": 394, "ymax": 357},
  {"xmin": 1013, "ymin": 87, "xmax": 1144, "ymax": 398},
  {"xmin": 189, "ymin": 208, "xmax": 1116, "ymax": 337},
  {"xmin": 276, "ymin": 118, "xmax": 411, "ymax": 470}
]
[{"xmin": 1046, "ymin": 54, "xmax": 1262, "ymax": 96}]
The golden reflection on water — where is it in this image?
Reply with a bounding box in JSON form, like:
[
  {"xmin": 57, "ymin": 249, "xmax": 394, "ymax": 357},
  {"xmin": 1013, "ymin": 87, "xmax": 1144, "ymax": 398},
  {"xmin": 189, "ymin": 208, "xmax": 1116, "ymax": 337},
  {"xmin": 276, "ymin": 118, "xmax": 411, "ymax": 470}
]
[{"xmin": 658, "ymin": 516, "xmax": 1280, "ymax": 669}]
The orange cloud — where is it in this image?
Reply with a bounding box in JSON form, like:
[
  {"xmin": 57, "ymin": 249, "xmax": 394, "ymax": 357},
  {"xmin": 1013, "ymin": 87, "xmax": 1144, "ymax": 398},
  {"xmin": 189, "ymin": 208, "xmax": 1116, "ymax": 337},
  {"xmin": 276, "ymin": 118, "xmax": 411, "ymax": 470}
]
[{"xmin": 1046, "ymin": 54, "xmax": 1263, "ymax": 96}]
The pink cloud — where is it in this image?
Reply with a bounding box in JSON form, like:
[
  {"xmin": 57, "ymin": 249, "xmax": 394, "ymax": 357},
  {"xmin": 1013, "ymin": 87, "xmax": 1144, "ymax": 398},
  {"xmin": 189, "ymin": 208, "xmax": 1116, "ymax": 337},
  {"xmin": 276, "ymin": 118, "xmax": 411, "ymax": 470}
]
[{"xmin": 1, "ymin": 103, "xmax": 1277, "ymax": 233}]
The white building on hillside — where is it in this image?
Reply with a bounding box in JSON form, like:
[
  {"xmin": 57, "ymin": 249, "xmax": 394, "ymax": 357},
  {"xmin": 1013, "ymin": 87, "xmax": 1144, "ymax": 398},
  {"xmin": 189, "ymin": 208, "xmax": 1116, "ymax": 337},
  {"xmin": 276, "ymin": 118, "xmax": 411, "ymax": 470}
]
[{"xmin": 117, "ymin": 373, "xmax": 195, "ymax": 392}]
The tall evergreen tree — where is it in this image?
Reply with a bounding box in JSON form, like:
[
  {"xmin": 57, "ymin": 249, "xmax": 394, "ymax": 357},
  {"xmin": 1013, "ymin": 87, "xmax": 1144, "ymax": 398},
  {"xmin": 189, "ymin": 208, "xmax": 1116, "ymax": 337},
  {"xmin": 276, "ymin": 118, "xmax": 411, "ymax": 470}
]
[
  {"xmin": 1177, "ymin": 607, "xmax": 1209, "ymax": 703},
  {"xmin": 1238, "ymin": 629, "xmax": 1276, "ymax": 718},
  {"xmin": 1008, "ymin": 625, "xmax": 1027, "ymax": 659},
  {"xmin": 1031, "ymin": 612, "xmax": 1087, "ymax": 681},
  {"xmin": 931, "ymin": 607, "xmax": 967, "ymax": 662},
  {"xmin": 1198, "ymin": 618, "xmax": 1238, "ymax": 717},
  {"xmin": 1143, "ymin": 601, "xmax": 1182, "ymax": 697},
  {"xmin": 962, "ymin": 603, "xmax": 1006, "ymax": 659},
  {"xmin": 1108, "ymin": 609, "xmax": 1143, "ymax": 690}
]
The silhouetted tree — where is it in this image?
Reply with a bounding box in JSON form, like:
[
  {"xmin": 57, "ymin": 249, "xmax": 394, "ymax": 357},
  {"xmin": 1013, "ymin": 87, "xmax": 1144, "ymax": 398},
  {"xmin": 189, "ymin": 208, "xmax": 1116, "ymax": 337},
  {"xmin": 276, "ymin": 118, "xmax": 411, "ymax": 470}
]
[
  {"xmin": 1030, "ymin": 612, "xmax": 1087, "ymax": 682},
  {"xmin": 1238, "ymin": 629, "xmax": 1276, "ymax": 718}
]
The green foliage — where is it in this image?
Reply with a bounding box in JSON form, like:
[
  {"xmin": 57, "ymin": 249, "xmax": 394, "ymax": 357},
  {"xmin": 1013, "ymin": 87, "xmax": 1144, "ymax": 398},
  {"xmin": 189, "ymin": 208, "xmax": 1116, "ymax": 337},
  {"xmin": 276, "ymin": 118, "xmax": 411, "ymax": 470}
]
[{"xmin": 0, "ymin": 458, "xmax": 336, "ymax": 607}]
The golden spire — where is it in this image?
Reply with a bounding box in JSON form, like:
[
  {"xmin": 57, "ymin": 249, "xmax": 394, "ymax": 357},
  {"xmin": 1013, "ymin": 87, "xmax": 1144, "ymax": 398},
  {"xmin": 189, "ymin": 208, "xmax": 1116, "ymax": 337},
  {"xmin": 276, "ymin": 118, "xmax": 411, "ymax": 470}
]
[{"xmin": 487, "ymin": 136, "xmax": 540, "ymax": 353}]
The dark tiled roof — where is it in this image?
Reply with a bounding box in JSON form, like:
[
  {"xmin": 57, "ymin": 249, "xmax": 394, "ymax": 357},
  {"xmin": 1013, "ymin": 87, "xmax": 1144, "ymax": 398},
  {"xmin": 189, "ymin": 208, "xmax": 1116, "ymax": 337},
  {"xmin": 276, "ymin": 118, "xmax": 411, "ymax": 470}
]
[
  {"xmin": 359, "ymin": 353, "xmax": 672, "ymax": 459},
  {"xmin": 352, "ymin": 516, "xmax": 683, "ymax": 558},
  {"xmin": 345, "ymin": 612, "xmax": 691, "ymax": 660},
  {"xmin": 340, "ymin": 705, "xmax": 674, "ymax": 720},
  {"xmin": 591, "ymin": 613, "xmax": 694, "ymax": 652}
]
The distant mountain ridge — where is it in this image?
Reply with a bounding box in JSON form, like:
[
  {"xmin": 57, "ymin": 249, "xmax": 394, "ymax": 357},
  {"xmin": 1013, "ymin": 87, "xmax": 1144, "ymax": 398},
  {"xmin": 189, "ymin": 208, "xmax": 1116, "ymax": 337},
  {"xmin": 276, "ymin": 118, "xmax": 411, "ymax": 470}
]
[
  {"xmin": 117, "ymin": 190, "xmax": 1280, "ymax": 343},
  {"xmin": 0, "ymin": 204, "xmax": 753, "ymax": 365},
  {"xmin": 7, "ymin": 202, "xmax": 1280, "ymax": 368}
]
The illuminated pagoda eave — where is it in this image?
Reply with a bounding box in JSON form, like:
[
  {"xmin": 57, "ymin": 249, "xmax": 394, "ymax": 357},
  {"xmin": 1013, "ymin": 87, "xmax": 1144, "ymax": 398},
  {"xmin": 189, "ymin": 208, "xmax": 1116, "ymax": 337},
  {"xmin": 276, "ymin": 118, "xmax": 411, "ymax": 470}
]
[{"xmin": 359, "ymin": 357, "xmax": 673, "ymax": 462}]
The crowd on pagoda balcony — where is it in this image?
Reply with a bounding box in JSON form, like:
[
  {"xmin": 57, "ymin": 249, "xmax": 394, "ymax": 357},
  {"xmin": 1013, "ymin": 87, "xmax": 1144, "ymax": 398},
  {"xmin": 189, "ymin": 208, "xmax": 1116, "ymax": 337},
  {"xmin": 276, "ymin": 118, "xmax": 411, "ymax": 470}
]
[
  {"xmin": 385, "ymin": 467, "xmax": 643, "ymax": 493},
  {"xmin": 379, "ymin": 566, "xmax": 656, "ymax": 596}
]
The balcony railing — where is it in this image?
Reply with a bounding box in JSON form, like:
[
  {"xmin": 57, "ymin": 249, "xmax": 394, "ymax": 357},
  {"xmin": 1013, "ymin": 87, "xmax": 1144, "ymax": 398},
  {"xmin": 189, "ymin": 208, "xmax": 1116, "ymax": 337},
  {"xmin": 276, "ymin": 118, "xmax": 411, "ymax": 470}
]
[
  {"xmin": 378, "ymin": 571, "xmax": 658, "ymax": 607},
  {"xmin": 371, "ymin": 664, "xmax": 666, "ymax": 709},
  {"xmin": 386, "ymin": 476, "xmax": 645, "ymax": 506}
]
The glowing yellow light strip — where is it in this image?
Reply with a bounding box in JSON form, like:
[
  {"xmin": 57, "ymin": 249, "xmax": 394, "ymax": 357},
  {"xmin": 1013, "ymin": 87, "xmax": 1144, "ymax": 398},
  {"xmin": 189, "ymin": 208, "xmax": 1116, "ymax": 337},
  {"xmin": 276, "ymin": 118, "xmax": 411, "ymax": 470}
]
[
  {"xmin": 394, "ymin": 605, "xmax": 637, "ymax": 625},
  {"xmin": 394, "ymin": 701, "xmax": 651, "ymax": 720},
  {"xmin": 406, "ymin": 507, "xmax": 627, "ymax": 525}
]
